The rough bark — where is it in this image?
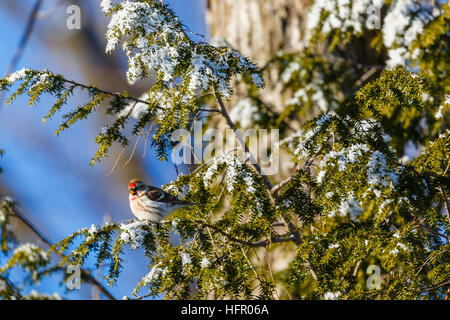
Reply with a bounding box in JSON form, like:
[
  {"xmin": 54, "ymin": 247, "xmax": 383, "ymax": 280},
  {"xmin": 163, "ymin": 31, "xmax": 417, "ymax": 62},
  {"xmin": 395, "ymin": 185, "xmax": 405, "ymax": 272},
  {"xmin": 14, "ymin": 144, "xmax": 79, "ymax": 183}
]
[
  {"xmin": 207, "ymin": 0, "xmax": 309, "ymax": 65},
  {"xmin": 206, "ymin": 0, "xmax": 310, "ymax": 108}
]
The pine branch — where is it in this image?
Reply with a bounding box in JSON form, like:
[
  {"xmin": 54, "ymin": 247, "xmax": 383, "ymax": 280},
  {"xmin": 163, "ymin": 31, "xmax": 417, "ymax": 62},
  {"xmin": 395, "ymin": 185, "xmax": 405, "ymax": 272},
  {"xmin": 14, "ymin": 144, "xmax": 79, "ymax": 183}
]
[
  {"xmin": 5, "ymin": 200, "xmax": 116, "ymax": 300},
  {"xmin": 0, "ymin": 274, "xmax": 22, "ymax": 299},
  {"xmin": 194, "ymin": 220, "xmax": 294, "ymax": 248},
  {"xmin": 134, "ymin": 292, "xmax": 153, "ymax": 300},
  {"xmin": 213, "ymin": 89, "xmax": 274, "ymax": 190},
  {"xmin": 284, "ymin": 219, "xmax": 320, "ymax": 282},
  {"xmin": 62, "ymin": 79, "xmax": 161, "ymax": 111},
  {"xmin": 271, "ymin": 145, "xmax": 324, "ymax": 196},
  {"xmin": 420, "ymin": 280, "xmax": 450, "ymax": 294}
]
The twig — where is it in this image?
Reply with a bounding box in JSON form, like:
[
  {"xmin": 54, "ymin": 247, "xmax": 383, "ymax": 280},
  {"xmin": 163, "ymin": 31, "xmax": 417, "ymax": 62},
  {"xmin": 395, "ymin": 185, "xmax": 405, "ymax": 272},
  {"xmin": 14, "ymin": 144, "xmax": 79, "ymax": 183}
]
[
  {"xmin": 257, "ymin": 56, "xmax": 279, "ymax": 73},
  {"xmin": 262, "ymin": 247, "xmax": 275, "ymax": 289},
  {"xmin": 285, "ymin": 219, "xmax": 320, "ymax": 282},
  {"xmin": 272, "ymin": 222, "xmax": 287, "ymax": 227},
  {"xmin": 438, "ymin": 185, "xmax": 450, "ymax": 225},
  {"xmin": 420, "ymin": 280, "xmax": 450, "ymax": 294},
  {"xmin": 123, "ymin": 130, "xmax": 143, "ymax": 168},
  {"xmin": 241, "ymin": 247, "xmax": 266, "ymax": 291},
  {"xmin": 197, "ymin": 107, "xmax": 223, "ymax": 114},
  {"xmin": 134, "ymin": 292, "xmax": 153, "ymax": 300},
  {"xmin": 107, "ymin": 144, "xmax": 128, "ymax": 176},
  {"xmin": 355, "ymin": 67, "xmax": 378, "ymax": 88},
  {"xmin": 417, "ymin": 221, "xmax": 449, "ymax": 242},
  {"xmin": 270, "ymin": 175, "xmax": 295, "ymax": 196},
  {"xmin": 0, "ymin": 274, "xmax": 22, "ymax": 299},
  {"xmin": 194, "ymin": 219, "xmax": 294, "ymax": 248},
  {"xmin": 142, "ymin": 125, "xmax": 154, "ymax": 158},
  {"xmin": 442, "ymin": 161, "xmax": 449, "ymax": 177},
  {"xmin": 353, "ymin": 260, "xmax": 364, "ymax": 277},
  {"xmin": 414, "ymin": 250, "xmax": 446, "ymax": 276},
  {"xmin": 271, "ymin": 145, "xmax": 324, "ymax": 196},
  {"xmin": 213, "ymin": 89, "xmax": 273, "ymax": 190},
  {"xmin": 0, "ymin": 0, "xmax": 43, "ymax": 108},
  {"xmin": 5, "ymin": 200, "xmax": 116, "ymax": 300},
  {"xmin": 62, "ymin": 79, "xmax": 162, "ymax": 110}
]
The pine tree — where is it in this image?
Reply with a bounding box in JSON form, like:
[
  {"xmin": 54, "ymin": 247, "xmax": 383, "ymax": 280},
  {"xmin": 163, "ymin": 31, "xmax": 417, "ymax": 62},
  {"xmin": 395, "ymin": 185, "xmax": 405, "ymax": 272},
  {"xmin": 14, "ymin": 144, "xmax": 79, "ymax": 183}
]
[{"xmin": 0, "ymin": 0, "xmax": 448, "ymax": 300}]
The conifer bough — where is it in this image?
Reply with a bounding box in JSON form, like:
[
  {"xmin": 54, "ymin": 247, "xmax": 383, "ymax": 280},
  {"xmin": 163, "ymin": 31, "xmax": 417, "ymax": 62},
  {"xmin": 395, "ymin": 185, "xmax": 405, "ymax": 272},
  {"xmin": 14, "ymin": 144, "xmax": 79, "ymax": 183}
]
[{"xmin": 0, "ymin": 0, "xmax": 448, "ymax": 300}]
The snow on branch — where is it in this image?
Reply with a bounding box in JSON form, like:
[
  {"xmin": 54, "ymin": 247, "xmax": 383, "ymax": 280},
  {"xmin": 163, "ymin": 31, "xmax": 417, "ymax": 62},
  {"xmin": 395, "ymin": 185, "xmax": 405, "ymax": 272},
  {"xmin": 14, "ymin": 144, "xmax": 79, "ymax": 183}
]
[
  {"xmin": 306, "ymin": 0, "xmax": 444, "ymax": 68},
  {"xmin": 0, "ymin": 0, "xmax": 266, "ymax": 165},
  {"xmin": 102, "ymin": 0, "xmax": 263, "ymax": 93}
]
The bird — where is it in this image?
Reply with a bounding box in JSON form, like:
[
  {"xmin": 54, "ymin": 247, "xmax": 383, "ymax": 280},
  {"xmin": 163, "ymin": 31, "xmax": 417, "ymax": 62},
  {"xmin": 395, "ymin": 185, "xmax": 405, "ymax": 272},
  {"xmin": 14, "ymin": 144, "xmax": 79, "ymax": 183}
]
[{"xmin": 128, "ymin": 179, "xmax": 199, "ymax": 223}]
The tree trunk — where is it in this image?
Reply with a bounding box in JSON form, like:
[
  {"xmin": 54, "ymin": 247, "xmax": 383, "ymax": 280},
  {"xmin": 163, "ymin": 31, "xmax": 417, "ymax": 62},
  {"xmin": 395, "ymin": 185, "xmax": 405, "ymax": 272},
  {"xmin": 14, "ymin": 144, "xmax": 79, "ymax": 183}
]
[
  {"xmin": 206, "ymin": 0, "xmax": 310, "ymax": 108},
  {"xmin": 205, "ymin": 0, "xmax": 312, "ymax": 299}
]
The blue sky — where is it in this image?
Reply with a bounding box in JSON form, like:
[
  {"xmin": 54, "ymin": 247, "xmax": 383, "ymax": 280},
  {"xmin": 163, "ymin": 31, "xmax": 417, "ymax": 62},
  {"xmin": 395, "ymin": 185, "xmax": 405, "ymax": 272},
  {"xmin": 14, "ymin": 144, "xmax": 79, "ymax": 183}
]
[{"xmin": 0, "ymin": 0, "xmax": 207, "ymax": 299}]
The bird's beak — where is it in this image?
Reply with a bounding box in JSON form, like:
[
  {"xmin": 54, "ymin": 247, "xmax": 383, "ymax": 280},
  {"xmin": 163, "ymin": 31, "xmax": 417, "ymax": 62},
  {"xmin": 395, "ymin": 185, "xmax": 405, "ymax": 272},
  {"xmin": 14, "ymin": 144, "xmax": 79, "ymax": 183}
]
[{"xmin": 130, "ymin": 189, "xmax": 137, "ymax": 196}]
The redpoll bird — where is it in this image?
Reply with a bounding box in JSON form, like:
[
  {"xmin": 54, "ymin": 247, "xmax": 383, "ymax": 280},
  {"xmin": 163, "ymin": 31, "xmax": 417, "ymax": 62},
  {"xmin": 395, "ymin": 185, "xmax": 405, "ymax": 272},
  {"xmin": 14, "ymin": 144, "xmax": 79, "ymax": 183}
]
[{"xmin": 128, "ymin": 179, "xmax": 198, "ymax": 223}]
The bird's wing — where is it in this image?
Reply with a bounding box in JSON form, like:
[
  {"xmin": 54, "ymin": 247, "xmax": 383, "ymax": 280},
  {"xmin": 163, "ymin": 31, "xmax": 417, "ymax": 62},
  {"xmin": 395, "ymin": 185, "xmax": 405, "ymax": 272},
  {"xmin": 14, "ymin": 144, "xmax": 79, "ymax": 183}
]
[{"xmin": 147, "ymin": 186, "xmax": 183, "ymax": 203}]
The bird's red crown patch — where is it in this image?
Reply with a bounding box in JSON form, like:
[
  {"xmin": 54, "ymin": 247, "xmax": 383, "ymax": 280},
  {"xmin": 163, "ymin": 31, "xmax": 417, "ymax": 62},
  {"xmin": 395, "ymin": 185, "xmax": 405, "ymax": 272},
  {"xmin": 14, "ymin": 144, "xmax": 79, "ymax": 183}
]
[{"xmin": 128, "ymin": 182, "xmax": 136, "ymax": 189}]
